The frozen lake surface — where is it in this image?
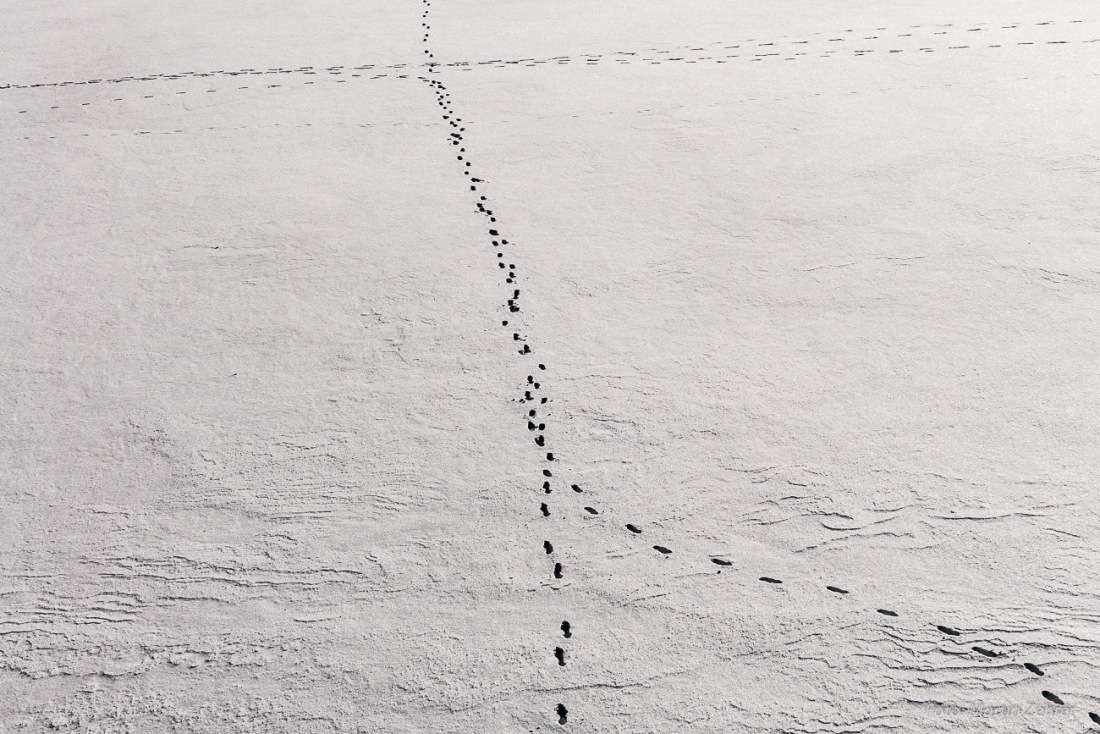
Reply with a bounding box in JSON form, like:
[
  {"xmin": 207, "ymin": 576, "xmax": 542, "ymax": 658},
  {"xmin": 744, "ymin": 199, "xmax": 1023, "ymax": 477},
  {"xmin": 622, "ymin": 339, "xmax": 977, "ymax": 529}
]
[{"xmin": 2, "ymin": 1, "xmax": 1099, "ymax": 731}]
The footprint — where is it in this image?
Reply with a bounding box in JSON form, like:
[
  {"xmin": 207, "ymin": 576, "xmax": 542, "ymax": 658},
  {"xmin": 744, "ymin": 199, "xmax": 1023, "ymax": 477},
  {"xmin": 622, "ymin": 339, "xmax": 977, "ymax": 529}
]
[
  {"xmin": 583, "ymin": 507, "xmax": 598, "ymax": 514},
  {"xmin": 544, "ymin": 541, "xmax": 554, "ymax": 554},
  {"xmin": 711, "ymin": 558, "xmax": 732, "ymax": 566},
  {"xmin": 972, "ymin": 647, "xmax": 998, "ymax": 658},
  {"xmin": 553, "ymin": 563, "xmax": 563, "ymax": 579},
  {"xmin": 571, "ymin": 484, "xmax": 582, "ymax": 493},
  {"xmin": 1041, "ymin": 691, "xmax": 1065, "ymax": 705},
  {"xmin": 543, "ymin": 481, "xmax": 551, "ymax": 493},
  {"xmin": 554, "ymin": 647, "xmax": 565, "ymax": 666},
  {"xmin": 653, "ymin": 545, "xmax": 672, "ymax": 554},
  {"xmin": 536, "ymin": 435, "xmax": 545, "ymax": 446},
  {"xmin": 826, "ymin": 586, "xmax": 849, "ymax": 594},
  {"xmin": 936, "ymin": 625, "xmax": 961, "ymax": 636},
  {"xmin": 877, "ymin": 609, "xmax": 898, "ymax": 617},
  {"xmin": 760, "ymin": 577, "xmax": 782, "ymax": 584},
  {"xmin": 541, "ymin": 503, "xmax": 550, "ymax": 516},
  {"xmin": 544, "ymin": 470, "xmax": 552, "ymax": 477},
  {"xmin": 1024, "ymin": 663, "xmax": 1045, "ymax": 676},
  {"xmin": 561, "ymin": 621, "xmax": 572, "ymax": 638},
  {"xmin": 556, "ymin": 704, "xmax": 568, "ymax": 725},
  {"xmin": 546, "ymin": 453, "xmax": 555, "ymax": 461},
  {"xmin": 1090, "ymin": 712, "xmax": 1100, "ymax": 724},
  {"xmin": 626, "ymin": 524, "xmax": 641, "ymax": 533}
]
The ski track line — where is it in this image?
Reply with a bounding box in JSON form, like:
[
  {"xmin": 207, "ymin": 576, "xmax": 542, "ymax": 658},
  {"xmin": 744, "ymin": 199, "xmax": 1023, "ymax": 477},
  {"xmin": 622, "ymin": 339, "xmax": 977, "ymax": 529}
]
[{"xmin": 413, "ymin": 2, "xmax": 1100, "ymax": 729}]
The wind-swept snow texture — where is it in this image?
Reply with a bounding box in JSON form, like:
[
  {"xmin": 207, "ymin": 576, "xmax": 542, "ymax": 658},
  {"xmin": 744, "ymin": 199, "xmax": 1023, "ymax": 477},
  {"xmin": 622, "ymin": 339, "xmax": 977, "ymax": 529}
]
[{"xmin": 2, "ymin": 0, "xmax": 1099, "ymax": 731}]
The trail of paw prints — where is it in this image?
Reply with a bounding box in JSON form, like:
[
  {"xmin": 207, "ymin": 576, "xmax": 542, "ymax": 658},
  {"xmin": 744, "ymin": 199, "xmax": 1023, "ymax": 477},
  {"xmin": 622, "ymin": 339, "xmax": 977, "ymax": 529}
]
[
  {"xmin": 3, "ymin": 18, "xmax": 1094, "ymax": 94},
  {"xmin": 4, "ymin": 71, "xmax": 404, "ymax": 117},
  {"xmin": 3, "ymin": 120, "xmax": 431, "ymax": 143},
  {"xmin": 439, "ymin": 19, "xmax": 1097, "ymax": 71},
  {"xmin": 571, "ymin": 493, "xmax": 1099, "ymax": 724},
  {"xmin": 416, "ymin": 5, "xmax": 1095, "ymax": 725},
  {"xmin": 1, "ymin": 63, "xmax": 419, "ymax": 94},
  {"xmin": 418, "ymin": 0, "xmax": 570, "ymax": 726}
]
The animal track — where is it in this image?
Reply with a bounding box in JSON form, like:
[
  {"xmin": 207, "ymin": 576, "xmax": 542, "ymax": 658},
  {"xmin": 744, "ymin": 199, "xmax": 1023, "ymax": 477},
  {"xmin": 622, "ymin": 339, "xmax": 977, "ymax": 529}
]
[
  {"xmin": 1025, "ymin": 662, "xmax": 1045, "ymax": 676},
  {"xmin": 413, "ymin": 5, "xmax": 1096, "ymax": 727}
]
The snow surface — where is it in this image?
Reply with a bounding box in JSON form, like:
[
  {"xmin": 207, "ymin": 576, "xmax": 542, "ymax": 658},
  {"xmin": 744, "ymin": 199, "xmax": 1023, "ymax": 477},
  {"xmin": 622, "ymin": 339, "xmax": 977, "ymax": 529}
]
[{"xmin": 2, "ymin": 1, "xmax": 1100, "ymax": 731}]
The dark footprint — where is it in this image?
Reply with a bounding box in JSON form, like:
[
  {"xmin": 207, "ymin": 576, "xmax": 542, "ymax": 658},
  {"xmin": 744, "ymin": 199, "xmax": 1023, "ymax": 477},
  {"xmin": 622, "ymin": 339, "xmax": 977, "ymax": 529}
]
[
  {"xmin": 712, "ymin": 558, "xmax": 732, "ymax": 566},
  {"xmin": 1042, "ymin": 691, "xmax": 1064, "ymax": 705},
  {"xmin": 653, "ymin": 545, "xmax": 672, "ymax": 554},
  {"xmin": 571, "ymin": 484, "xmax": 582, "ymax": 493},
  {"xmin": 826, "ymin": 586, "xmax": 849, "ymax": 594},
  {"xmin": 544, "ymin": 470, "xmax": 552, "ymax": 477},
  {"xmin": 544, "ymin": 541, "xmax": 553, "ymax": 554},
  {"xmin": 760, "ymin": 577, "xmax": 782, "ymax": 584},
  {"xmin": 561, "ymin": 621, "xmax": 572, "ymax": 638},
  {"xmin": 1024, "ymin": 663, "xmax": 1045, "ymax": 676},
  {"xmin": 877, "ymin": 609, "xmax": 898, "ymax": 617},
  {"xmin": 553, "ymin": 563, "xmax": 562, "ymax": 579},
  {"xmin": 1090, "ymin": 712, "xmax": 1100, "ymax": 724},
  {"xmin": 540, "ymin": 503, "xmax": 550, "ymax": 516},
  {"xmin": 546, "ymin": 453, "xmax": 555, "ymax": 461},
  {"xmin": 583, "ymin": 507, "xmax": 598, "ymax": 514},
  {"xmin": 535, "ymin": 435, "xmax": 545, "ymax": 446},
  {"xmin": 937, "ymin": 625, "xmax": 961, "ymax": 636},
  {"xmin": 554, "ymin": 647, "xmax": 565, "ymax": 666},
  {"xmin": 972, "ymin": 647, "xmax": 998, "ymax": 658},
  {"xmin": 543, "ymin": 481, "xmax": 551, "ymax": 493},
  {"xmin": 626, "ymin": 524, "xmax": 641, "ymax": 534},
  {"xmin": 556, "ymin": 704, "xmax": 568, "ymax": 725}
]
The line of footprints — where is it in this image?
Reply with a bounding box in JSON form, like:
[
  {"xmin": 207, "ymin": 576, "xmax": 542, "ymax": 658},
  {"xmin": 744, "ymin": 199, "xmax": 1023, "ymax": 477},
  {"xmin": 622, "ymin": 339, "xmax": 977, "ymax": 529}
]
[
  {"xmin": 2, "ymin": 18, "xmax": 1094, "ymax": 97},
  {"xmin": 420, "ymin": 0, "xmax": 578, "ymax": 725},
  {"xmin": 418, "ymin": 2, "xmax": 1098, "ymax": 728}
]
